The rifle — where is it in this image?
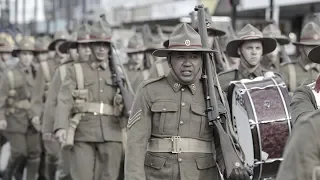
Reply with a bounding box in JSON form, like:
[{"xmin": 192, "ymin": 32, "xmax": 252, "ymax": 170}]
[
  {"xmin": 195, "ymin": 4, "xmax": 246, "ymax": 178},
  {"xmin": 100, "ymin": 14, "xmax": 133, "ymax": 117}
]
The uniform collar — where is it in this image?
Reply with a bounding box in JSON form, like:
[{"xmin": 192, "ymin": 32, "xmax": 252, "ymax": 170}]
[
  {"xmin": 238, "ymin": 63, "xmax": 263, "ymax": 78},
  {"xmin": 167, "ymin": 71, "xmax": 199, "ymax": 95},
  {"xmin": 90, "ymin": 61, "xmax": 108, "ymax": 70}
]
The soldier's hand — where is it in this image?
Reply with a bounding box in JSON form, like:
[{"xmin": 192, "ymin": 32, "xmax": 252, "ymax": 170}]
[
  {"xmin": 55, "ymin": 129, "xmax": 67, "ymax": 143},
  {"xmin": 0, "ymin": 120, "xmax": 7, "ymax": 130},
  {"xmin": 227, "ymin": 167, "xmax": 250, "ymax": 180},
  {"xmin": 31, "ymin": 116, "xmax": 41, "ymax": 132}
]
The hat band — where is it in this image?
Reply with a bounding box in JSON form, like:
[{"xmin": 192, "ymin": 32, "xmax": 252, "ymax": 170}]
[
  {"xmin": 300, "ymin": 37, "xmax": 320, "ymax": 41},
  {"xmin": 240, "ymin": 34, "xmax": 263, "ymax": 40},
  {"xmin": 168, "ymin": 44, "xmax": 202, "ymax": 49},
  {"xmin": 90, "ymin": 35, "xmax": 111, "ymax": 40}
]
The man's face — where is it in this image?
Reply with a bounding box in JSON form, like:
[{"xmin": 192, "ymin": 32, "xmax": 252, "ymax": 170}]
[
  {"xmin": 69, "ymin": 48, "xmax": 79, "ymax": 61},
  {"xmin": 19, "ymin": 51, "xmax": 34, "ymax": 67},
  {"xmin": 170, "ymin": 51, "xmax": 202, "ymax": 84},
  {"xmin": 77, "ymin": 43, "xmax": 91, "ymax": 61},
  {"xmin": 91, "ymin": 42, "xmax": 110, "ymax": 61},
  {"xmin": 1, "ymin": 52, "xmax": 11, "ymax": 62},
  {"xmin": 36, "ymin": 52, "xmax": 49, "ymax": 62},
  {"xmin": 239, "ymin": 40, "xmax": 263, "ymax": 66},
  {"xmin": 265, "ymin": 43, "xmax": 280, "ymax": 64},
  {"xmin": 129, "ymin": 53, "xmax": 144, "ymax": 67}
]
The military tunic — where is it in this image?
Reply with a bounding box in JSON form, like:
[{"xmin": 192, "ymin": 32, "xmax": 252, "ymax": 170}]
[
  {"xmin": 0, "ymin": 63, "xmax": 41, "ymax": 164},
  {"xmin": 276, "ymin": 109, "xmax": 320, "ymax": 180},
  {"xmin": 125, "ymin": 71, "xmax": 227, "ymax": 180},
  {"xmin": 280, "ymin": 58, "xmax": 320, "ymax": 92},
  {"xmin": 147, "ymin": 58, "xmax": 170, "ymax": 79},
  {"xmin": 218, "ymin": 64, "xmax": 270, "ymax": 92},
  {"xmin": 55, "ymin": 61, "xmax": 124, "ymax": 180}
]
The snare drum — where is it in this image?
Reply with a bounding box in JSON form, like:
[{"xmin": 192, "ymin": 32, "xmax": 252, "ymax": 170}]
[{"xmin": 228, "ymin": 75, "xmax": 291, "ymax": 180}]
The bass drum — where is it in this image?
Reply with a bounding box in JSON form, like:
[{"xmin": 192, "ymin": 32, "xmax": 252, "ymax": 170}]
[{"xmin": 227, "ymin": 75, "xmax": 291, "ymax": 180}]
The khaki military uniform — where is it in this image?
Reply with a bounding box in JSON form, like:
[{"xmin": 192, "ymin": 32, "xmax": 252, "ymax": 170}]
[
  {"xmin": 55, "ymin": 60, "xmax": 124, "ymax": 180},
  {"xmin": 276, "ymin": 109, "xmax": 320, "ymax": 180},
  {"xmin": 147, "ymin": 58, "xmax": 170, "ymax": 79},
  {"xmin": 290, "ymin": 84, "xmax": 318, "ymax": 125},
  {"xmin": 126, "ymin": 72, "xmax": 226, "ymax": 180},
  {"xmin": 0, "ymin": 63, "xmax": 41, "ymax": 179},
  {"xmin": 218, "ymin": 64, "xmax": 270, "ymax": 92},
  {"xmin": 280, "ymin": 59, "xmax": 320, "ymax": 92}
]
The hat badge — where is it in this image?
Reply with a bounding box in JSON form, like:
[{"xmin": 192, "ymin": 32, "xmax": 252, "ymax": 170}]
[
  {"xmin": 185, "ymin": 39, "xmax": 191, "ymax": 46},
  {"xmin": 250, "ymin": 31, "xmax": 255, "ymax": 35},
  {"xmin": 314, "ymin": 34, "xmax": 319, "ymax": 40}
]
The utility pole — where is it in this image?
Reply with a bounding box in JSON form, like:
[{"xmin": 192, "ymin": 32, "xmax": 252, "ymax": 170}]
[
  {"xmin": 53, "ymin": 0, "xmax": 56, "ymax": 32},
  {"xmin": 67, "ymin": 0, "xmax": 71, "ymax": 31},
  {"xmin": 15, "ymin": 0, "xmax": 18, "ymax": 26},
  {"xmin": 23, "ymin": 0, "xmax": 26, "ymax": 33},
  {"xmin": 270, "ymin": 0, "xmax": 274, "ymax": 20},
  {"xmin": 34, "ymin": 0, "xmax": 38, "ymax": 33},
  {"xmin": 230, "ymin": 0, "xmax": 239, "ymax": 30},
  {"xmin": 82, "ymin": 0, "xmax": 86, "ymax": 23}
]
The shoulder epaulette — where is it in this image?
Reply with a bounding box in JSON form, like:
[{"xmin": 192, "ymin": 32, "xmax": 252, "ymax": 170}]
[
  {"xmin": 139, "ymin": 76, "xmax": 165, "ymax": 89},
  {"xmin": 217, "ymin": 68, "xmax": 237, "ymax": 76},
  {"xmin": 280, "ymin": 61, "xmax": 298, "ymax": 66}
]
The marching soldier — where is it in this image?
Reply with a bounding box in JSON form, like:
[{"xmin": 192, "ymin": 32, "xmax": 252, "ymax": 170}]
[
  {"xmin": 0, "ymin": 34, "xmax": 15, "ymax": 72},
  {"xmin": 125, "ymin": 23, "xmax": 249, "ymax": 180},
  {"xmin": 54, "ymin": 19, "xmax": 127, "ymax": 180},
  {"xmin": 289, "ymin": 45, "xmax": 320, "ymax": 125},
  {"xmin": 262, "ymin": 24, "xmax": 291, "ymax": 72},
  {"xmin": 40, "ymin": 30, "xmax": 71, "ymax": 180},
  {"xmin": 0, "ymin": 37, "xmax": 41, "ymax": 180},
  {"xmin": 218, "ymin": 24, "xmax": 277, "ymax": 92},
  {"xmin": 124, "ymin": 33, "xmax": 147, "ymax": 87},
  {"xmin": 280, "ymin": 22, "xmax": 320, "ymax": 92},
  {"xmin": 276, "ymin": 109, "xmax": 320, "ymax": 180}
]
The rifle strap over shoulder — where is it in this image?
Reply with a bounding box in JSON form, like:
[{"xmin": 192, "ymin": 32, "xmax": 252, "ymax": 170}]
[
  {"xmin": 156, "ymin": 62, "xmax": 164, "ymax": 77},
  {"xmin": 59, "ymin": 65, "xmax": 67, "ymax": 82},
  {"xmin": 73, "ymin": 63, "xmax": 84, "ymax": 90},
  {"xmin": 287, "ymin": 63, "xmax": 296, "ymax": 91}
]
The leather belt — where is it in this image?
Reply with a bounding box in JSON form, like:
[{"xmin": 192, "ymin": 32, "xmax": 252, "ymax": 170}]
[
  {"xmin": 147, "ymin": 136, "xmax": 212, "ymax": 153},
  {"xmin": 74, "ymin": 102, "xmax": 115, "ymax": 116}
]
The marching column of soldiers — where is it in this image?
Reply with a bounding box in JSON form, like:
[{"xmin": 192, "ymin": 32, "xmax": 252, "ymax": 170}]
[{"xmin": 1, "ymin": 4, "xmax": 320, "ymax": 180}]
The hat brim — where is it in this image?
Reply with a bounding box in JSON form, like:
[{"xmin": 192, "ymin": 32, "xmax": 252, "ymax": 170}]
[
  {"xmin": 126, "ymin": 47, "xmax": 147, "ymax": 54},
  {"xmin": 12, "ymin": 49, "xmax": 36, "ymax": 57},
  {"xmin": 48, "ymin": 39, "xmax": 67, "ymax": 50},
  {"xmin": 274, "ymin": 36, "xmax": 290, "ymax": 45},
  {"xmin": 308, "ymin": 46, "xmax": 320, "ymax": 64},
  {"xmin": 226, "ymin": 37, "xmax": 277, "ymax": 57},
  {"xmin": 0, "ymin": 48, "xmax": 13, "ymax": 53},
  {"xmin": 194, "ymin": 27, "xmax": 226, "ymax": 37},
  {"xmin": 152, "ymin": 48, "xmax": 215, "ymax": 57},
  {"xmin": 292, "ymin": 41, "xmax": 320, "ymax": 46},
  {"xmin": 68, "ymin": 40, "xmax": 99, "ymax": 51}
]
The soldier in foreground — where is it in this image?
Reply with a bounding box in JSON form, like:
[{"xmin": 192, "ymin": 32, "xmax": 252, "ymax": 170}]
[
  {"xmin": 262, "ymin": 24, "xmax": 291, "ymax": 72},
  {"xmin": 280, "ymin": 22, "xmax": 320, "ymax": 92},
  {"xmin": 218, "ymin": 24, "xmax": 277, "ymax": 92},
  {"xmin": 289, "ymin": 45, "xmax": 320, "ymax": 125},
  {"xmin": 54, "ymin": 19, "xmax": 128, "ymax": 180},
  {"xmin": 125, "ymin": 23, "xmax": 249, "ymax": 180},
  {"xmin": 0, "ymin": 37, "xmax": 41, "ymax": 180}
]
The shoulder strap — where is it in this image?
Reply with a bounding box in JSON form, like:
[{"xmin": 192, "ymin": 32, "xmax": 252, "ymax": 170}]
[
  {"xmin": 155, "ymin": 63, "xmax": 164, "ymax": 77},
  {"xmin": 40, "ymin": 61, "xmax": 52, "ymax": 82},
  {"xmin": 142, "ymin": 70, "xmax": 149, "ymax": 80},
  {"xmin": 59, "ymin": 65, "xmax": 67, "ymax": 82},
  {"xmin": 287, "ymin": 63, "xmax": 296, "ymax": 91},
  {"xmin": 7, "ymin": 70, "xmax": 14, "ymax": 90},
  {"xmin": 73, "ymin": 63, "xmax": 84, "ymax": 90}
]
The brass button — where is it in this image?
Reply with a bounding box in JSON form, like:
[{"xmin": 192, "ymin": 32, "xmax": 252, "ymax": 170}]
[
  {"xmin": 99, "ymin": 78, "xmax": 103, "ymax": 81},
  {"xmin": 178, "ymin": 158, "xmax": 182, "ymax": 162},
  {"xmin": 98, "ymin": 68, "xmax": 101, "ymax": 71},
  {"xmin": 179, "ymin": 121, "xmax": 184, "ymax": 125},
  {"xmin": 100, "ymin": 90, "xmax": 103, "ymax": 93},
  {"xmin": 181, "ymin": 102, "xmax": 185, "ymax": 107},
  {"xmin": 181, "ymin": 88, "xmax": 185, "ymax": 92},
  {"xmin": 163, "ymin": 108, "xmax": 166, "ymax": 111}
]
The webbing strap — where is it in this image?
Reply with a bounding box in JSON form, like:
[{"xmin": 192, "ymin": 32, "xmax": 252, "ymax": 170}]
[
  {"xmin": 142, "ymin": 70, "xmax": 149, "ymax": 80},
  {"xmin": 73, "ymin": 64, "xmax": 84, "ymax": 90},
  {"xmin": 40, "ymin": 61, "xmax": 51, "ymax": 82},
  {"xmin": 59, "ymin": 65, "xmax": 67, "ymax": 82},
  {"xmin": 7, "ymin": 70, "xmax": 15, "ymax": 90}
]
